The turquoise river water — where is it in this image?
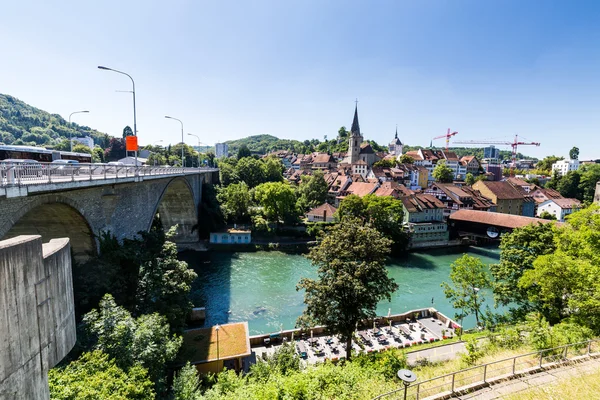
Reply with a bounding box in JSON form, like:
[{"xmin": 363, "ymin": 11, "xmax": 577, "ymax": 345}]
[{"xmin": 182, "ymin": 246, "xmax": 501, "ymax": 336}]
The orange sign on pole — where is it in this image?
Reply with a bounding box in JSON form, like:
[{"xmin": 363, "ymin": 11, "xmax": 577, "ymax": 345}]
[{"xmin": 125, "ymin": 136, "xmax": 138, "ymax": 151}]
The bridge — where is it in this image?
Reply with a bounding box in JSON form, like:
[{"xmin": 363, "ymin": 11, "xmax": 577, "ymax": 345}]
[{"xmin": 0, "ymin": 163, "xmax": 219, "ymax": 260}]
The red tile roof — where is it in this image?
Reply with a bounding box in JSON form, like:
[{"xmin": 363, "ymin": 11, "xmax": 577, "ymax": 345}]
[
  {"xmin": 548, "ymin": 198, "xmax": 582, "ymax": 209},
  {"xmin": 449, "ymin": 210, "xmax": 559, "ymax": 229},
  {"xmin": 402, "ymin": 193, "xmax": 445, "ymax": 213},
  {"xmin": 477, "ymin": 181, "xmax": 525, "ymax": 200},
  {"xmin": 346, "ymin": 182, "xmax": 378, "ymax": 197},
  {"xmin": 306, "ymin": 203, "xmax": 338, "ymax": 217}
]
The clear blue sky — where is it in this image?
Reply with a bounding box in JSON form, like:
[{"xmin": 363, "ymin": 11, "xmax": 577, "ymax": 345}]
[{"xmin": 2, "ymin": 0, "xmax": 599, "ymax": 159}]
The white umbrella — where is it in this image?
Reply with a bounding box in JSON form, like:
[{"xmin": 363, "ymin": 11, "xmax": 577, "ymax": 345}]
[{"xmin": 388, "ymin": 308, "xmax": 391, "ymax": 318}]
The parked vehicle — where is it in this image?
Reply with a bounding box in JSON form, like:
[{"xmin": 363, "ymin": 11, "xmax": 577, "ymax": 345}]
[
  {"xmin": 51, "ymin": 159, "xmax": 80, "ymax": 175},
  {"xmin": 0, "ymin": 159, "xmax": 43, "ymax": 177},
  {"xmin": 106, "ymin": 161, "xmax": 125, "ymax": 173}
]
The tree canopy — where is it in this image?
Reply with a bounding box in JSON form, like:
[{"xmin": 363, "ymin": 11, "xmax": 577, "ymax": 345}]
[
  {"xmin": 254, "ymin": 182, "xmax": 298, "ymax": 225},
  {"xmin": 297, "ymin": 170, "xmax": 329, "ymax": 211},
  {"xmin": 432, "ymin": 160, "xmax": 454, "ymax": 183}
]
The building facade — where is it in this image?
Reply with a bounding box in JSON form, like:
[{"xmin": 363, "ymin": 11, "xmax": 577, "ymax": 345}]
[
  {"xmin": 210, "ymin": 229, "xmax": 251, "ymax": 244},
  {"xmin": 215, "ymin": 143, "xmax": 229, "ymax": 158},
  {"xmin": 551, "ymin": 159, "xmax": 580, "ymax": 176}
]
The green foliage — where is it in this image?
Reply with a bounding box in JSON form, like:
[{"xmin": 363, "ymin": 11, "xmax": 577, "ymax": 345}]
[
  {"xmin": 237, "ymin": 157, "xmax": 267, "ymax": 188},
  {"xmin": 237, "ymin": 144, "xmax": 252, "ymax": 159},
  {"xmin": 172, "ymin": 362, "xmax": 202, "ymax": 400},
  {"xmin": 122, "ymin": 125, "xmax": 134, "ymax": 138},
  {"xmin": 336, "ymin": 194, "xmax": 408, "ymax": 256},
  {"xmin": 263, "ymin": 156, "xmax": 284, "ymax": 182},
  {"xmin": 48, "ymin": 350, "xmax": 155, "ymax": 400},
  {"xmin": 490, "ymin": 222, "xmax": 556, "ymax": 318},
  {"xmin": 83, "ymin": 294, "xmax": 182, "ymax": 387},
  {"xmin": 254, "ymin": 182, "xmax": 299, "ymax": 225},
  {"xmin": 465, "ymin": 172, "xmax": 475, "ymax": 186},
  {"xmin": 536, "ymin": 155, "xmax": 564, "ymax": 173},
  {"xmin": 557, "ymin": 170, "xmax": 581, "ymax": 199},
  {"xmin": 217, "ymin": 182, "xmax": 252, "ymax": 223},
  {"xmin": 218, "ymin": 160, "xmax": 239, "ymax": 186},
  {"xmin": 578, "ymin": 164, "xmax": 600, "ymax": 204},
  {"xmin": 569, "ymin": 146, "xmax": 579, "ymax": 160},
  {"xmin": 538, "ymin": 210, "xmax": 557, "ymax": 220},
  {"xmin": 297, "ymin": 170, "xmax": 329, "ymax": 211},
  {"xmin": 104, "ymin": 137, "xmax": 126, "ymax": 161},
  {"xmin": 460, "ymin": 338, "xmax": 484, "ymax": 366},
  {"xmin": 432, "ymin": 160, "xmax": 454, "ymax": 183},
  {"xmin": 372, "ymin": 159, "xmax": 396, "ymax": 168},
  {"xmin": 250, "ymin": 343, "xmax": 301, "ymax": 382},
  {"xmin": 398, "ymin": 154, "xmax": 415, "ymax": 164},
  {"xmin": 441, "ymin": 254, "xmax": 491, "ymax": 326},
  {"xmin": 297, "ymin": 218, "xmax": 397, "ymax": 359}
]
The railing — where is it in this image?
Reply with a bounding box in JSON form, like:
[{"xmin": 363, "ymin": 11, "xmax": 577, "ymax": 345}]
[
  {"xmin": 373, "ymin": 338, "xmax": 600, "ymax": 400},
  {"xmin": 0, "ymin": 162, "xmax": 218, "ymax": 187}
]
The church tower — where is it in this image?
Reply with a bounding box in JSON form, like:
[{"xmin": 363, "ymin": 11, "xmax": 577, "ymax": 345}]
[
  {"xmin": 349, "ymin": 104, "xmax": 363, "ymax": 164},
  {"xmin": 388, "ymin": 126, "xmax": 403, "ymax": 155}
]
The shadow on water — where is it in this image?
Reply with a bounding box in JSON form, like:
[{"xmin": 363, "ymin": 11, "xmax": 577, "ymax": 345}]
[
  {"xmin": 467, "ymin": 245, "xmax": 501, "ymax": 261},
  {"xmin": 179, "ymin": 250, "xmax": 237, "ymax": 329}
]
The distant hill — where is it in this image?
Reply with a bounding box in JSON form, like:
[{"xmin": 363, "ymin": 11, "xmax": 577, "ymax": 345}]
[
  {"xmin": 222, "ymin": 134, "xmax": 305, "ymax": 155},
  {"xmin": 0, "ymin": 94, "xmax": 112, "ymax": 149}
]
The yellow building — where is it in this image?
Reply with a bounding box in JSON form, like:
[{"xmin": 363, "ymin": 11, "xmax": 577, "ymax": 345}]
[{"xmin": 472, "ymin": 180, "xmax": 525, "ymax": 215}]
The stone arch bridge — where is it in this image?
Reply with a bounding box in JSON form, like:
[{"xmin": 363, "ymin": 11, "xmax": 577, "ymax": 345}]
[{"xmin": 0, "ymin": 169, "xmax": 218, "ymax": 260}]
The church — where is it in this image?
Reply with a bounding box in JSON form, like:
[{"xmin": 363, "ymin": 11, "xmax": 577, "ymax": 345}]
[{"xmin": 340, "ymin": 104, "xmax": 379, "ymax": 167}]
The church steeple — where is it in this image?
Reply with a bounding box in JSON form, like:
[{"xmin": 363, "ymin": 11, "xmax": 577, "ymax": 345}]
[
  {"xmin": 350, "ymin": 102, "xmax": 360, "ymax": 136},
  {"xmin": 395, "ymin": 125, "xmax": 398, "ymax": 139}
]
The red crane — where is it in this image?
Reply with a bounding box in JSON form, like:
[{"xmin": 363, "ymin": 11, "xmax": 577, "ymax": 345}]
[
  {"xmin": 454, "ymin": 135, "xmax": 540, "ymax": 175},
  {"xmin": 432, "ymin": 128, "xmax": 458, "ymax": 151}
]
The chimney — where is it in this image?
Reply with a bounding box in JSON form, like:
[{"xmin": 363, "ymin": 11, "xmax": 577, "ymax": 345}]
[{"xmin": 323, "ymin": 209, "xmax": 327, "ymax": 222}]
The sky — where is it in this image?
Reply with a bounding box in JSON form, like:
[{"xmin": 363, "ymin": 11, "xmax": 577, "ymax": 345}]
[{"xmin": 1, "ymin": 0, "xmax": 600, "ymax": 159}]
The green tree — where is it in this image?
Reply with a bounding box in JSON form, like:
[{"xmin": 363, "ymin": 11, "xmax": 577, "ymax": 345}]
[
  {"xmin": 217, "ymin": 181, "xmax": 252, "ymax": 223},
  {"xmin": 236, "ymin": 157, "xmax": 267, "ymax": 188},
  {"xmin": 432, "ymin": 160, "xmax": 454, "ymax": 183},
  {"xmin": 122, "ymin": 125, "xmax": 134, "ymax": 138},
  {"xmin": 297, "ymin": 170, "xmax": 328, "ymax": 211},
  {"xmin": 490, "ymin": 223, "xmax": 556, "ymax": 317},
  {"xmin": 465, "ymin": 172, "xmax": 475, "ymax": 186},
  {"xmin": 557, "ymin": 170, "xmax": 582, "ymax": 199},
  {"xmin": 104, "ymin": 137, "xmax": 126, "ymax": 161},
  {"xmin": 218, "ymin": 161, "xmax": 239, "ymax": 186},
  {"xmin": 545, "ymin": 170, "xmax": 562, "ymax": 190},
  {"xmin": 135, "ymin": 233, "xmax": 198, "ymax": 332},
  {"xmin": 83, "ymin": 294, "xmax": 182, "ymax": 386},
  {"xmin": 337, "ymin": 126, "xmax": 348, "ymax": 140},
  {"xmin": 398, "ymin": 154, "xmax": 414, "ymax": 164},
  {"xmin": 49, "ymin": 351, "xmax": 155, "ymax": 400},
  {"xmin": 569, "ymin": 146, "xmax": 579, "ymax": 160},
  {"xmin": 536, "ymin": 155, "xmax": 564, "ymax": 173},
  {"xmin": 254, "ymin": 182, "xmax": 298, "ymax": 225},
  {"xmin": 372, "ymin": 159, "xmax": 396, "ymax": 168},
  {"xmin": 263, "ymin": 156, "xmax": 284, "ymax": 182},
  {"xmin": 539, "ymin": 210, "xmax": 557, "ymax": 220},
  {"xmin": 237, "ymin": 144, "xmax": 252, "ymax": 159},
  {"xmin": 441, "ymin": 254, "xmax": 491, "ymax": 326},
  {"xmin": 92, "ymin": 146, "xmax": 105, "ymax": 163},
  {"xmin": 172, "ymin": 362, "xmax": 202, "ymax": 400},
  {"xmin": 578, "ymin": 164, "xmax": 600, "ymax": 204},
  {"xmin": 297, "ymin": 218, "xmax": 398, "ymax": 360}
]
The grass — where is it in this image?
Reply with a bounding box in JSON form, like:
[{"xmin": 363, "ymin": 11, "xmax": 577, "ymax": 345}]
[{"xmin": 503, "ymin": 364, "xmax": 600, "ymax": 400}]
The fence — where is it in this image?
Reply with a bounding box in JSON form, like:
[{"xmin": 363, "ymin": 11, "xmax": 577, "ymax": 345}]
[
  {"xmin": 0, "ymin": 162, "xmax": 217, "ymax": 187},
  {"xmin": 373, "ymin": 338, "xmax": 600, "ymax": 400}
]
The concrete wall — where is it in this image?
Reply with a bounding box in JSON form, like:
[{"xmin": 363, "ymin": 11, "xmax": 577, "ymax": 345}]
[
  {"xmin": 0, "ymin": 235, "xmax": 76, "ymax": 400},
  {"xmin": 0, "ymin": 174, "xmax": 206, "ymax": 258}
]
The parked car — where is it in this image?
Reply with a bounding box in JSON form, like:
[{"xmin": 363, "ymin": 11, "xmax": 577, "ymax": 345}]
[
  {"xmin": 51, "ymin": 159, "xmax": 80, "ymax": 175},
  {"xmin": 106, "ymin": 161, "xmax": 124, "ymax": 173}
]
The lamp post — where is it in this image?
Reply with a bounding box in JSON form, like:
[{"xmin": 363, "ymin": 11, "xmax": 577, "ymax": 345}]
[
  {"xmin": 165, "ymin": 116, "xmax": 184, "ymax": 167},
  {"xmin": 215, "ymin": 324, "xmax": 221, "ymax": 373},
  {"xmin": 68, "ymin": 111, "xmax": 89, "ymax": 152},
  {"xmin": 98, "ymin": 66, "xmax": 138, "ymax": 167},
  {"xmin": 187, "ymin": 133, "xmax": 201, "ymax": 168},
  {"xmin": 153, "ymin": 140, "xmax": 163, "ymax": 166},
  {"xmin": 397, "ymin": 369, "xmax": 417, "ymax": 400}
]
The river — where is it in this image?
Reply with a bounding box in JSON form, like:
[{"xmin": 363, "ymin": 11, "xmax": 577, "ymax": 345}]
[{"xmin": 182, "ymin": 246, "xmax": 501, "ymax": 335}]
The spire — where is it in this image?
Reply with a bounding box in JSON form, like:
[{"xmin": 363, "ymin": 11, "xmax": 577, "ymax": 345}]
[
  {"xmin": 395, "ymin": 125, "xmax": 398, "ymax": 139},
  {"xmin": 351, "ymin": 102, "xmax": 360, "ymax": 136}
]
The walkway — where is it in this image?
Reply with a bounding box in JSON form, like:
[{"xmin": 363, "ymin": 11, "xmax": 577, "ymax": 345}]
[{"xmin": 452, "ymin": 356, "xmax": 600, "ymax": 399}]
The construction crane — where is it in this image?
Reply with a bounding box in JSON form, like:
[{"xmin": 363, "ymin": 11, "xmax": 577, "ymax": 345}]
[
  {"xmin": 454, "ymin": 134, "xmax": 540, "ymax": 174},
  {"xmin": 432, "ymin": 128, "xmax": 458, "ymax": 151}
]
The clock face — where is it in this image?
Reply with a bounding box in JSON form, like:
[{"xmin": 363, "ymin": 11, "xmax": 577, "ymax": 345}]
[{"xmin": 487, "ymin": 226, "xmax": 499, "ymax": 238}]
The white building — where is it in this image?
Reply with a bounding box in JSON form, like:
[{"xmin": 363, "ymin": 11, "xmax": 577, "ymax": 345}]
[
  {"xmin": 210, "ymin": 229, "xmax": 251, "ymax": 244},
  {"xmin": 551, "ymin": 159, "xmax": 580, "ymax": 176},
  {"xmin": 215, "ymin": 143, "xmax": 229, "ymax": 158},
  {"xmin": 118, "ymin": 156, "xmax": 148, "ymax": 166},
  {"xmin": 537, "ymin": 198, "xmax": 581, "ymax": 222},
  {"xmin": 71, "ymin": 136, "xmax": 94, "ymax": 149}
]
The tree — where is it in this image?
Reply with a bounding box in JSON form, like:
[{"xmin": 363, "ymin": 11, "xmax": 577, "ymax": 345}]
[
  {"xmin": 372, "ymin": 159, "xmax": 396, "ymax": 168},
  {"xmin": 83, "ymin": 294, "xmax": 182, "ymax": 386},
  {"xmin": 49, "ymin": 351, "xmax": 155, "ymax": 400},
  {"xmin": 172, "ymin": 362, "xmax": 202, "ymax": 400},
  {"xmin": 297, "ymin": 170, "xmax": 328, "ymax": 211},
  {"xmin": 104, "ymin": 137, "xmax": 126, "ymax": 161},
  {"xmin": 254, "ymin": 182, "xmax": 298, "ymax": 225},
  {"xmin": 432, "ymin": 160, "xmax": 454, "ymax": 183},
  {"xmin": 578, "ymin": 164, "xmax": 600, "ymax": 204},
  {"xmin": 71, "ymin": 143, "xmax": 93, "ymax": 155},
  {"xmin": 398, "ymin": 154, "xmax": 414, "ymax": 164},
  {"xmin": 337, "ymin": 126, "xmax": 348, "ymax": 140},
  {"xmin": 263, "ymin": 156, "xmax": 284, "ymax": 182},
  {"xmin": 237, "ymin": 144, "xmax": 251, "ymax": 159},
  {"xmin": 556, "ymin": 170, "xmax": 582, "ymax": 199},
  {"xmin": 135, "ymin": 233, "xmax": 198, "ymax": 332},
  {"xmin": 236, "ymin": 157, "xmax": 267, "ymax": 188},
  {"xmin": 545, "ymin": 170, "xmax": 562, "ymax": 190},
  {"xmin": 441, "ymin": 254, "xmax": 491, "ymax": 326},
  {"xmin": 490, "ymin": 222, "xmax": 556, "ymax": 318},
  {"xmin": 218, "ymin": 161, "xmax": 239, "ymax": 186},
  {"xmin": 465, "ymin": 173, "xmax": 475, "ymax": 186},
  {"xmin": 569, "ymin": 146, "xmax": 579, "ymax": 160},
  {"xmin": 536, "ymin": 155, "xmax": 564, "ymax": 173},
  {"xmin": 92, "ymin": 146, "xmax": 105, "ymax": 163},
  {"xmin": 539, "ymin": 210, "xmax": 557, "ymax": 220},
  {"xmin": 217, "ymin": 182, "xmax": 252, "ymax": 223},
  {"xmin": 122, "ymin": 125, "xmax": 134, "ymax": 138},
  {"xmin": 297, "ymin": 218, "xmax": 398, "ymax": 360}
]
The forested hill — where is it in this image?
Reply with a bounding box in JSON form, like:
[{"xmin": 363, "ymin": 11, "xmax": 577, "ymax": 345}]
[
  {"xmin": 223, "ymin": 134, "xmax": 305, "ymax": 155},
  {"xmin": 0, "ymin": 94, "xmax": 112, "ymax": 149}
]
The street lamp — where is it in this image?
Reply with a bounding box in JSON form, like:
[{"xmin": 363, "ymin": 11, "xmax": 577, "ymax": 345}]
[
  {"xmin": 187, "ymin": 133, "xmax": 201, "ymax": 168},
  {"xmin": 215, "ymin": 324, "xmax": 221, "ymax": 373},
  {"xmin": 98, "ymin": 66, "xmax": 138, "ymax": 167},
  {"xmin": 165, "ymin": 116, "xmax": 184, "ymax": 167},
  {"xmin": 397, "ymin": 369, "xmax": 417, "ymax": 400},
  {"xmin": 68, "ymin": 111, "xmax": 89, "ymax": 152}
]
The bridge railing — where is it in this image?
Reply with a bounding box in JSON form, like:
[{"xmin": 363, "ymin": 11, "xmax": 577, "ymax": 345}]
[
  {"xmin": 0, "ymin": 162, "xmax": 217, "ymax": 187},
  {"xmin": 372, "ymin": 338, "xmax": 600, "ymax": 400}
]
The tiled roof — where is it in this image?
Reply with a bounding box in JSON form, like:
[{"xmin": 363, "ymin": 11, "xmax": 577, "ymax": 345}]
[
  {"xmin": 313, "ymin": 153, "xmax": 335, "ymax": 164},
  {"xmin": 402, "ymin": 193, "xmax": 445, "ymax": 213},
  {"xmin": 449, "ymin": 210, "xmax": 559, "ymax": 229},
  {"xmin": 346, "ymin": 182, "xmax": 378, "ymax": 197},
  {"xmin": 306, "ymin": 203, "xmax": 338, "ymax": 217},
  {"xmin": 477, "ymin": 181, "xmax": 525, "ymax": 200},
  {"xmin": 374, "ymin": 181, "xmax": 413, "ymax": 198},
  {"xmin": 548, "ymin": 198, "xmax": 582, "ymax": 209},
  {"xmin": 359, "ymin": 143, "xmax": 375, "ymax": 154},
  {"xmin": 404, "ymin": 151, "xmax": 423, "ymax": 161}
]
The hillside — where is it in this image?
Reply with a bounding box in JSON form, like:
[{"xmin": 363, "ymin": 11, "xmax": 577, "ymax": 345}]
[
  {"xmin": 0, "ymin": 94, "xmax": 112, "ymax": 149},
  {"xmin": 223, "ymin": 134, "xmax": 305, "ymax": 155}
]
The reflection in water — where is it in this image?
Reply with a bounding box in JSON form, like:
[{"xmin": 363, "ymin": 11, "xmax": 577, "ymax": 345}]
[{"xmin": 182, "ymin": 246, "xmax": 501, "ymax": 335}]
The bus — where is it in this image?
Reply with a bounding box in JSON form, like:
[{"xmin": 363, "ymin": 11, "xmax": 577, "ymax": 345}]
[{"xmin": 0, "ymin": 145, "xmax": 92, "ymax": 163}]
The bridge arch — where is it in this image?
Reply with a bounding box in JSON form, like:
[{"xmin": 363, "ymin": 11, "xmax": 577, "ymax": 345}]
[
  {"xmin": 150, "ymin": 177, "xmax": 198, "ymax": 243},
  {"xmin": 1, "ymin": 196, "xmax": 96, "ymax": 261}
]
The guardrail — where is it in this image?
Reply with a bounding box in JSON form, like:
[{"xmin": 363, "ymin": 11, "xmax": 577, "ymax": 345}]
[
  {"xmin": 0, "ymin": 162, "xmax": 218, "ymax": 187},
  {"xmin": 373, "ymin": 338, "xmax": 600, "ymax": 400}
]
